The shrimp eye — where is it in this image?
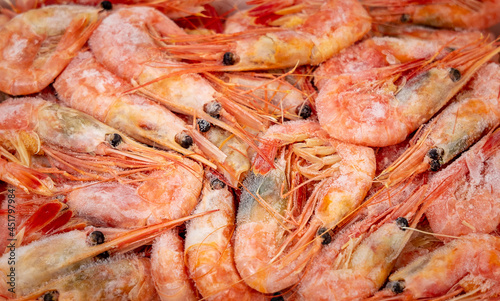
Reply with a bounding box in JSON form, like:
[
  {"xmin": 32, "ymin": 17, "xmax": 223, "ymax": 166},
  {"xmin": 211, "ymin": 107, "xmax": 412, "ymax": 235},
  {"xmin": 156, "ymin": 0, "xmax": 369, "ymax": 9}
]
[
  {"xmin": 429, "ymin": 159, "xmax": 441, "ymax": 171},
  {"xmin": 107, "ymin": 133, "xmax": 122, "ymax": 148},
  {"xmin": 88, "ymin": 231, "xmax": 105, "ymax": 246},
  {"xmin": 96, "ymin": 250, "xmax": 110, "ymax": 260},
  {"xmin": 449, "ymin": 68, "xmax": 461, "ymax": 82},
  {"xmin": 317, "ymin": 227, "xmax": 332, "ymax": 245},
  {"xmin": 395, "ymin": 217, "xmax": 409, "ymax": 230},
  {"xmin": 296, "ymin": 103, "xmax": 312, "ymax": 119},
  {"xmin": 197, "ymin": 119, "xmax": 211, "ymax": 132},
  {"xmin": 210, "ymin": 177, "xmax": 226, "ymax": 190},
  {"xmin": 204, "ymin": 101, "xmax": 222, "ymax": 119},
  {"xmin": 400, "ymin": 14, "xmax": 411, "ymax": 23},
  {"xmin": 100, "ymin": 0, "xmax": 112, "ymax": 10},
  {"xmin": 41, "ymin": 290, "xmax": 59, "ymax": 301},
  {"xmin": 175, "ymin": 131, "xmax": 194, "ymax": 149},
  {"xmin": 427, "ymin": 147, "xmax": 443, "ymax": 161},
  {"xmin": 386, "ymin": 280, "xmax": 405, "ymax": 294},
  {"xmin": 222, "ymin": 52, "xmax": 237, "ymax": 66}
]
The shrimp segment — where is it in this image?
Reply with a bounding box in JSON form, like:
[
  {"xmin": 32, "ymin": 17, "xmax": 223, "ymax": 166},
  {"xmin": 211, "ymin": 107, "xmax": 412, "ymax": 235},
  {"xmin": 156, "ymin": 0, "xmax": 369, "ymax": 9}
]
[
  {"xmin": 185, "ymin": 171, "xmax": 266, "ymax": 300},
  {"xmin": 0, "ymin": 5, "xmax": 100, "ymax": 95},
  {"xmin": 316, "ymin": 40, "xmax": 500, "ymax": 147}
]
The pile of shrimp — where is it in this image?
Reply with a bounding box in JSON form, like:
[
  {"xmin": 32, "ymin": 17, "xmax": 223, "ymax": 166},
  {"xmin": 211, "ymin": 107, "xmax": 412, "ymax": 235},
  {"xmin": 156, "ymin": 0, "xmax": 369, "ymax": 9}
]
[{"xmin": 1, "ymin": 0, "xmax": 500, "ymax": 300}]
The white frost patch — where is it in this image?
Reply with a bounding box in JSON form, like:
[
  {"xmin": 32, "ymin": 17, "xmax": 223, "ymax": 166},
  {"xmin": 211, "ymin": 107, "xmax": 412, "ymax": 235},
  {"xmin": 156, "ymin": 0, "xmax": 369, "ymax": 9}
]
[{"xmin": 4, "ymin": 34, "xmax": 28, "ymax": 61}]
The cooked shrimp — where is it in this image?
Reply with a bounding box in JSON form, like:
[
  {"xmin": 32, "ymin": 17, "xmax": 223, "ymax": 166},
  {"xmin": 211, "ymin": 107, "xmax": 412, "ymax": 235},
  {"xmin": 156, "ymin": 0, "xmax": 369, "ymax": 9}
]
[
  {"xmin": 0, "ymin": 5, "xmax": 101, "ymax": 95},
  {"xmin": 0, "ymin": 156, "xmax": 55, "ymax": 195},
  {"xmin": 88, "ymin": 6, "xmax": 267, "ymax": 168},
  {"xmin": 0, "ymin": 213, "xmax": 210, "ymax": 297},
  {"xmin": 316, "ymin": 39, "xmax": 500, "ymax": 147},
  {"xmin": 15, "ymin": 255, "xmax": 158, "ymax": 301},
  {"xmin": 362, "ymin": 0, "xmax": 500, "ymax": 29},
  {"xmin": 423, "ymin": 126, "xmax": 500, "ymax": 237},
  {"xmin": 0, "ymin": 97, "xmax": 181, "ymax": 182},
  {"xmin": 381, "ymin": 233, "xmax": 500, "ymax": 299},
  {"xmin": 66, "ymin": 157, "xmax": 203, "ymax": 228},
  {"xmin": 151, "ymin": 230, "xmax": 198, "ymax": 301},
  {"xmin": 377, "ymin": 62, "xmax": 500, "ymax": 186},
  {"xmin": 55, "ymin": 50, "xmax": 224, "ymax": 169},
  {"xmin": 185, "ymin": 171, "xmax": 266, "ymax": 300}
]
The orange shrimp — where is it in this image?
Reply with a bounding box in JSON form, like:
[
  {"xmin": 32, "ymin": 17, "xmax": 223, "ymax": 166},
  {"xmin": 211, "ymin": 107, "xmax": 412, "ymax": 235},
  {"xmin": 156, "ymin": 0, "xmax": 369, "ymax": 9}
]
[
  {"xmin": 362, "ymin": 0, "xmax": 500, "ymax": 29},
  {"xmin": 151, "ymin": 230, "xmax": 199, "ymax": 301},
  {"xmin": 0, "ymin": 157, "xmax": 55, "ymax": 196},
  {"xmin": 423, "ymin": 126, "xmax": 500, "ymax": 237},
  {"xmin": 377, "ymin": 62, "xmax": 500, "ymax": 186},
  {"xmin": 54, "ymin": 50, "xmax": 224, "ymax": 169},
  {"xmin": 316, "ymin": 39, "xmax": 500, "ymax": 147},
  {"xmin": 0, "ymin": 97, "xmax": 181, "ymax": 183},
  {"xmin": 380, "ymin": 233, "xmax": 500, "ymax": 299},
  {"xmin": 185, "ymin": 171, "xmax": 266, "ymax": 300},
  {"xmin": 0, "ymin": 5, "xmax": 101, "ymax": 95}
]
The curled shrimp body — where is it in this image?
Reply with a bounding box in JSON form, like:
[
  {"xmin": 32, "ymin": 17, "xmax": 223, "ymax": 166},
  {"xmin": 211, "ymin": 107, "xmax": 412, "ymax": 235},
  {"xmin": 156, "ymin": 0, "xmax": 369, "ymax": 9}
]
[
  {"xmin": 0, "ymin": 97, "xmax": 180, "ymax": 182},
  {"xmin": 0, "ymin": 5, "xmax": 100, "ymax": 95},
  {"xmin": 16, "ymin": 256, "xmax": 158, "ymax": 301},
  {"xmin": 383, "ymin": 233, "xmax": 500, "ymax": 299},
  {"xmin": 363, "ymin": 0, "xmax": 500, "ymax": 29},
  {"xmin": 151, "ymin": 230, "xmax": 198, "ymax": 301},
  {"xmin": 216, "ymin": 0, "xmax": 372, "ymax": 70},
  {"xmin": 316, "ymin": 40, "xmax": 500, "ymax": 147},
  {"xmin": 378, "ymin": 62, "xmax": 500, "ymax": 186},
  {"xmin": 54, "ymin": 50, "xmax": 224, "ymax": 169},
  {"xmin": 424, "ymin": 127, "xmax": 500, "ymax": 237},
  {"xmin": 185, "ymin": 171, "xmax": 266, "ymax": 300}
]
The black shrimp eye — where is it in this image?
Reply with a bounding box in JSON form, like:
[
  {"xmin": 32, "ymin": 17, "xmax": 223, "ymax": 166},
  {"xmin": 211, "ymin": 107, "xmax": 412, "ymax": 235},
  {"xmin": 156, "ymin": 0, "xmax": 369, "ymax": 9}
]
[
  {"xmin": 429, "ymin": 159, "xmax": 441, "ymax": 172},
  {"xmin": 427, "ymin": 147, "xmax": 443, "ymax": 161},
  {"xmin": 296, "ymin": 103, "xmax": 312, "ymax": 119},
  {"xmin": 42, "ymin": 290, "xmax": 59, "ymax": 301},
  {"xmin": 96, "ymin": 250, "xmax": 110, "ymax": 260},
  {"xmin": 204, "ymin": 101, "xmax": 222, "ymax": 119},
  {"xmin": 386, "ymin": 280, "xmax": 405, "ymax": 294},
  {"xmin": 197, "ymin": 119, "xmax": 211, "ymax": 132},
  {"xmin": 210, "ymin": 177, "xmax": 226, "ymax": 190},
  {"xmin": 317, "ymin": 227, "xmax": 332, "ymax": 245},
  {"xmin": 395, "ymin": 217, "xmax": 409, "ymax": 230},
  {"xmin": 400, "ymin": 14, "xmax": 411, "ymax": 23},
  {"xmin": 449, "ymin": 68, "xmax": 461, "ymax": 82},
  {"xmin": 222, "ymin": 52, "xmax": 237, "ymax": 66},
  {"xmin": 100, "ymin": 0, "xmax": 112, "ymax": 10},
  {"xmin": 175, "ymin": 131, "xmax": 194, "ymax": 149},
  {"xmin": 88, "ymin": 231, "xmax": 105, "ymax": 246},
  {"xmin": 108, "ymin": 133, "xmax": 122, "ymax": 148}
]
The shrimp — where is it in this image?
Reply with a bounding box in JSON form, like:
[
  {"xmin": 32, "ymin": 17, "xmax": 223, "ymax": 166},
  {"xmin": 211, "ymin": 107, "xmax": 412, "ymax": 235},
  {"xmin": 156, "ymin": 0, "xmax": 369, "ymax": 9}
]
[
  {"xmin": 0, "ymin": 97, "xmax": 181, "ymax": 183},
  {"xmin": 0, "ymin": 156, "xmax": 55, "ymax": 196},
  {"xmin": 380, "ymin": 233, "xmax": 500, "ymax": 299},
  {"xmin": 185, "ymin": 171, "xmax": 266, "ymax": 300},
  {"xmin": 65, "ymin": 157, "xmax": 203, "ymax": 228},
  {"xmin": 88, "ymin": 6, "xmax": 267, "ymax": 166},
  {"xmin": 178, "ymin": 0, "xmax": 371, "ymax": 71},
  {"xmin": 151, "ymin": 230, "xmax": 198, "ymax": 301},
  {"xmin": 423, "ymin": 126, "xmax": 500, "ymax": 237},
  {"xmin": 362, "ymin": 0, "xmax": 500, "ymax": 29},
  {"xmin": 0, "ymin": 5, "xmax": 101, "ymax": 95},
  {"xmin": 15, "ymin": 255, "xmax": 158, "ymax": 301},
  {"xmin": 54, "ymin": 50, "xmax": 225, "ymax": 169},
  {"xmin": 377, "ymin": 62, "xmax": 500, "ymax": 186},
  {"xmin": 316, "ymin": 39, "xmax": 500, "ymax": 147},
  {"xmin": 0, "ymin": 213, "xmax": 211, "ymax": 298}
]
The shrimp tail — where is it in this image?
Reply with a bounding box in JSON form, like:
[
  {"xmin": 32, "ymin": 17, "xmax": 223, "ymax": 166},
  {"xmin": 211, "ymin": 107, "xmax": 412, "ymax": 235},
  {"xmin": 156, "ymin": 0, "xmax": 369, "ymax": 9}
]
[
  {"xmin": 0, "ymin": 159, "xmax": 55, "ymax": 196},
  {"xmin": 188, "ymin": 129, "xmax": 227, "ymax": 165}
]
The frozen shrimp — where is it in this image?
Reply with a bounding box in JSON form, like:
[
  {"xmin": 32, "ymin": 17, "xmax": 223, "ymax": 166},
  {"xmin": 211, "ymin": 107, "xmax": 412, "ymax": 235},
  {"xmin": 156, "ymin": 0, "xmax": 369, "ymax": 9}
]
[
  {"xmin": 316, "ymin": 39, "xmax": 500, "ymax": 147},
  {"xmin": 151, "ymin": 230, "xmax": 198, "ymax": 301},
  {"xmin": 378, "ymin": 62, "xmax": 500, "ymax": 186},
  {"xmin": 381, "ymin": 233, "xmax": 500, "ymax": 299},
  {"xmin": 423, "ymin": 126, "xmax": 500, "ymax": 237},
  {"xmin": 0, "ymin": 97, "xmax": 181, "ymax": 183},
  {"xmin": 185, "ymin": 171, "xmax": 266, "ymax": 300},
  {"xmin": 54, "ymin": 50, "xmax": 224, "ymax": 169},
  {"xmin": 363, "ymin": 0, "xmax": 500, "ymax": 29},
  {"xmin": 0, "ymin": 5, "xmax": 101, "ymax": 95},
  {"xmin": 15, "ymin": 255, "xmax": 158, "ymax": 301}
]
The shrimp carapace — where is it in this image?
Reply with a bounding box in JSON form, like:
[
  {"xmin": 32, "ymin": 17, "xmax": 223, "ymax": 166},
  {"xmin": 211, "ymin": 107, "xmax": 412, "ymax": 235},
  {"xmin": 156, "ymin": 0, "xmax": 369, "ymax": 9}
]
[
  {"xmin": 0, "ymin": 5, "xmax": 101, "ymax": 95},
  {"xmin": 316, "ymin": 38, "xmax": 500, "ymax": 147}
]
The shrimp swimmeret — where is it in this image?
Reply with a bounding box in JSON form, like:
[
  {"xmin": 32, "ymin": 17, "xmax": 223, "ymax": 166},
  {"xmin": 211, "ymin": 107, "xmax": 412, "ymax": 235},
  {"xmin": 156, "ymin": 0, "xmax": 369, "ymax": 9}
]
[
  {"xmin": 0, "ymin": 5, "xmax": 101, "ymax": 95},
  {"xmin": 316, "ymin": 39, "xmax": 500, "ymax": 147}
]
